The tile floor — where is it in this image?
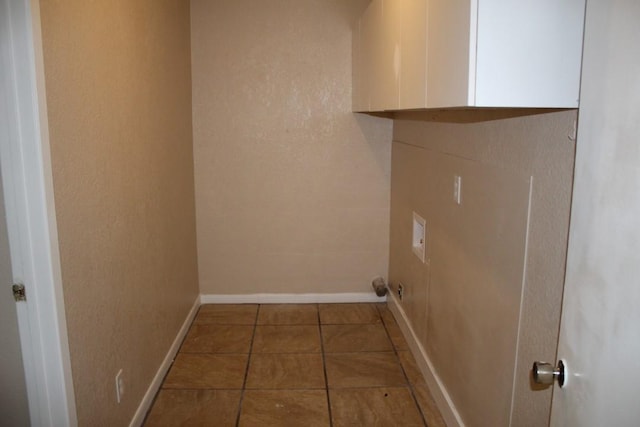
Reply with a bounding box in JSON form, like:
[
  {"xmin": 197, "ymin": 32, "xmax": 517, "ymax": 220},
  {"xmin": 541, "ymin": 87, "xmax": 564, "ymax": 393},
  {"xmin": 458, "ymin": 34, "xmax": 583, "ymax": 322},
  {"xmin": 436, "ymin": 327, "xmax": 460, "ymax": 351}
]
[{"xmin": 144, "ymin": 303, "xmax": 446, "ymax": 426}]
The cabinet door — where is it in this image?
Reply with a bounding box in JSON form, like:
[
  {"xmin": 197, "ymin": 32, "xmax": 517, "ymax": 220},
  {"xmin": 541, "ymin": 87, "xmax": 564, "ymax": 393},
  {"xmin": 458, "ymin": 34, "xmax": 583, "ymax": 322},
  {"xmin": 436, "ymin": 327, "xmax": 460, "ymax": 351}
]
[
  {"xmin": 427, "ymin": 0, "xmax": 475, "ymax": 107},
  {"xmin": 352, "ymin": 18, "xmax": 365, "ymax": 112},
  {"xmin": 359, "ymin": 0, "xmax": 379, "ymax": 111},
  {"xmin": 474, "ymin": 0, "xmax": 583, "ymax": 107},
  {"xmin": 370, "ymin": 0, "xmax": 401, "ymax": 111},
  {"xmin": 399, "ymin": 0, "xmax": 428, "ymax": 109}
]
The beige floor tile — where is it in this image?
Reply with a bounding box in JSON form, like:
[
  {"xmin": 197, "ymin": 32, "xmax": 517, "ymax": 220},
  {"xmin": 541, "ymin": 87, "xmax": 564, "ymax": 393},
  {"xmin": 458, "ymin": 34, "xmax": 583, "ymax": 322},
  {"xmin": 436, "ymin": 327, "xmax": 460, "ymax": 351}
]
[
  {"xmin": 396, "ymin": 351, "xmax": 447, "ymax": 425},
  {"xmin": 257, "ymin": 304, "xmax": 319, "ymax": 325},
  {"xmin": 144, "ymin": 389, "xmax": 241, "ymax": 427},
  {"xmin": 397, "ymin": 351, "xmax": 424, "ymax": 386},
  {"xmin": 380, "ymin": 309, "xmax": 410, "ymax": 350},
  {"xmin": 325, "ymin": 352, "xmax": 407, "ymax": 388},
  {"xmin": 181, "ymin": 324, "xmax": 254, "ymax": 353},
  {"xmin": 319, "ymin": 303, "xmax": 381, "ymax": 324},
  {"xmin": 246, "ymin": 353, "xmax": 325, "ymax": 389},
  {"xmin": 377, "ymin": 305, "xmax": 403, "ymax": 328},
  {"xmin": 385, "ymin": 322, "xmax": 410, "ymax": 350},
  {"xmin": 376, "ymin": 303, "xmax": 393, "ymax": 320},
  {"xmin": 330, "ymin": 387, "xmax": 425, "ymax": 427},
  {"xmin": 252, "ymin": 325, "xmax": 321, "ymax": 353},
  {"xmin": 321, "ymin": 324, "xmax": 393, "ymax": 353},
  {"xmin": 149, "ymin": 304, "xmax": 442, "ymax": 427},
  {"xmin": 163, "ymin": 353, "xmax": 248, "ymax": 389},
  {"xmin": 374, "ymin": 302, "xmax": 388, "ymax": 313},
  {"xmin": 413, "ymin": 382, "xmax": 447, "ymax": 427},
  {"xmin": 239, "ymin": 390, "xmax": 330, "ymax": 427},
  {"xmin": 195, "ymin": 304, "xmax": 258, "ymax": 325}
]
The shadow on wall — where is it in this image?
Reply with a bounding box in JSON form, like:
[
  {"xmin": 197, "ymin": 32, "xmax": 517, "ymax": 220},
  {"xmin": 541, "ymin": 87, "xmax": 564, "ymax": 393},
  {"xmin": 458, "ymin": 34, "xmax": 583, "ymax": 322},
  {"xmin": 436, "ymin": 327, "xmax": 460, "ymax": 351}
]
[
  {"xmin": 393, "ymin": 108, "xmax": 570, "ymax": 123},
  {"xmin": 353, "ymin": 113, "xmax": 393, "ymax": 185}
]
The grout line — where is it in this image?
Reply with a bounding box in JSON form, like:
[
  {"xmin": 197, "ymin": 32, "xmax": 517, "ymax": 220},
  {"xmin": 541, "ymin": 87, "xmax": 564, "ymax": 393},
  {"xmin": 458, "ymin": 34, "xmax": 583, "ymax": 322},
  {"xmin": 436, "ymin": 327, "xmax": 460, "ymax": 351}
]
[
  {"xmin": 255, "ymin": 323, "xmax": 320, "ymax": 326},
  {"xmin": 191, "ymin": 323, "xmax": 256, "ymax": 326},
  {"xmin": 321, "ymin": 350, "xmax": 399, "ymax": 356},
  {"xmin": 320, "ymin": 385, "xmax": 414, "ymax": 391},
  {"xmin": 379, "ymin": 304, "xmax": 429, "ymax": 427},
  {"xmin": 158, "ymin": 385, "xmax": 426, "ymax": 392},
  {"xmin": 178, "ymin": 351, "xmax": 254, "ymax": 355},
  {"xmin": 320, "ymin": 322, "xmax": 383, "ymax": 325},
  {"xmin": 242, "ymin": 387, "xmax": 327, "ymax": 391},
  {"xmin": 159, "ymin": 385, "xmax": 423, "ymax": 391},
  {"xmin": 157, "ymin": 387, "xmax": 244, "ymax": 391},
  {"xmin": 317, "ymin": 304, "xmax": 334, "ymax": 427},
  {"xmin": 405, "ymin": 374, "xmax": 430, "ymax": 426},
  {"xmin": 234, "ymin": 305, "xmax": 260, "ymax": 427},
  {"xmin": 246, "ymin": 350, "xmax": 395, "ymax": 355}
]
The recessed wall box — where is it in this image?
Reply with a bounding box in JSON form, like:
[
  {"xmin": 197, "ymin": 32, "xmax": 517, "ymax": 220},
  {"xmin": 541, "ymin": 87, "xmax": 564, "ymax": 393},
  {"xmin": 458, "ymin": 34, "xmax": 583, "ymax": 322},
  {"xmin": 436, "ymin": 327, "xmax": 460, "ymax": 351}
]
[{"xmin": 412, "ymin": 212, "xmax": 426, "ymax": 263}]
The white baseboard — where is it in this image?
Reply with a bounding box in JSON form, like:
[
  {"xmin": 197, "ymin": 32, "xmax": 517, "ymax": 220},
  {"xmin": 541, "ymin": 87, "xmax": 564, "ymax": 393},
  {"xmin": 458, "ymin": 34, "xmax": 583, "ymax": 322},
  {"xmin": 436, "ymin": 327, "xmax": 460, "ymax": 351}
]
[
  {"xmin": 387, "ymin": 292, "xmax": 465, "ymax": 427},
  {"xmin": 200, "ymin": 292, "xmax": 387, "ymax": 304},
  {"xmin": 129, "ymin": 296, "xmax": 200, "ymax": 427}
]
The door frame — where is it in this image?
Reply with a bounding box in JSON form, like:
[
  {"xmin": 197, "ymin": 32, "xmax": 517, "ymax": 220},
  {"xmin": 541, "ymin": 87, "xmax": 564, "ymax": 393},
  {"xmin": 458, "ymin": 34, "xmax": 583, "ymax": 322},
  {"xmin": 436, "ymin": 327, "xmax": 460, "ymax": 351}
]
[{"xmin": 0, "ymin": 0, "xmax": 76, "ymax": 425}]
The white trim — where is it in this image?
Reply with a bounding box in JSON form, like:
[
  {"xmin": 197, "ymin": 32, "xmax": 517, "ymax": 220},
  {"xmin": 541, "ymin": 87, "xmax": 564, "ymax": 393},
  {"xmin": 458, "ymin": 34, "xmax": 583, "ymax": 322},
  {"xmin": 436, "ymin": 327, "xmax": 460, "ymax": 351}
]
[
  {"xmin": 509, "ymin": 177, "xmax": 534, "ymax": 426},
  {"xmin": 0, "ymin": 0, "xmax": 76, "ymax": 426},
  {"xmin": 200, "ymin": 292, "xmax": 387, "ymax": 304},
  {"xmin": 129, "ymin": 297, "xmax": 200, "ymax": 427},
  {"xmin": 387, "ymin": 292, "xmax": 465, "ymax": 427}
]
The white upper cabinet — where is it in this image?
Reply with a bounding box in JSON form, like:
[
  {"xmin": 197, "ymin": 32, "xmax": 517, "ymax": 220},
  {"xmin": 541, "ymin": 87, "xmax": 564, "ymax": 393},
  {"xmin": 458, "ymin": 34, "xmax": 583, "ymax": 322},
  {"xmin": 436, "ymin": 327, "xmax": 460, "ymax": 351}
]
[{"xmin": 353, "ymin": 0, "xmax": 586, "ymax": 111}]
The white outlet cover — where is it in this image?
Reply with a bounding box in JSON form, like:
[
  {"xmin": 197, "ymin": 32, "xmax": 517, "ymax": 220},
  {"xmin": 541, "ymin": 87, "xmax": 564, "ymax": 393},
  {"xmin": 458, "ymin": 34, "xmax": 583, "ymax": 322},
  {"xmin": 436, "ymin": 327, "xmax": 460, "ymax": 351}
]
[
  {"xmin": 454, "ymin": 175, "xmax": 462, "ymax": 205},
  {"xmin": 412, "ymin": 212, "xmax": 426, "ymax": 263},
  {"xmin": 115, "ymin": 369, "xmax": 124, "ymax": 403}
]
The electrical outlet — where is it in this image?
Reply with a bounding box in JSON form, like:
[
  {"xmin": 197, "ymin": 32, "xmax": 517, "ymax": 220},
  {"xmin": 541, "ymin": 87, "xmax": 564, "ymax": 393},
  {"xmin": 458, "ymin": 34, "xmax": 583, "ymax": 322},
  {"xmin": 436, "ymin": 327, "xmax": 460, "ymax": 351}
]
[
  {"xmin": 398, "ymin": 283, "xmax": 404, "ymax": 301},
  {"xmin": 115, "ymin": 369, "xmax": 124, "ymax": 403},
  {"xmin": 454, "ymin": 175, "xmax": 462, "ymax": 205}
]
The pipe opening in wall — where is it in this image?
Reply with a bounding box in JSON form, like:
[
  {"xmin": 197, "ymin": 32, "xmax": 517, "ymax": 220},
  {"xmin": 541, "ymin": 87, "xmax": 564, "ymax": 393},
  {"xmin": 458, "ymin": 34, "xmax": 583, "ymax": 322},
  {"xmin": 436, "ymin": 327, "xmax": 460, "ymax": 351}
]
[{"xmin": 371, "ymin": 276, "xmax": 388, "ymax": 297}]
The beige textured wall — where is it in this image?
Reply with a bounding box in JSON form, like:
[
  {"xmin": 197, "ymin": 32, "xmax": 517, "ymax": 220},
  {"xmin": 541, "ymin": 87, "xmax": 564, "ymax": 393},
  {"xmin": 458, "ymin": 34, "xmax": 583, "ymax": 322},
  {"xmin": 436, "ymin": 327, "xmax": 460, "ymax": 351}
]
[
  {"xmin": 38, "ymin": 1, "xmax": 199, "ymax": 425},
  {"xmin": 390, "ymin": 110, "xmax": 576, "ymax": 427},
  {"xmin": 191, "ymin": 0, "xmax": 392, "ymax": 295}
]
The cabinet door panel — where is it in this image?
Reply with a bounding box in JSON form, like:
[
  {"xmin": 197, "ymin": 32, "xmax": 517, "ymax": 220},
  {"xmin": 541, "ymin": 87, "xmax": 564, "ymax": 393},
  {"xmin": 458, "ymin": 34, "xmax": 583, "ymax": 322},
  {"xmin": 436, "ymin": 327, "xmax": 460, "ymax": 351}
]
[
  {"xmin": 366, "ymin": 0, "xmax": 383, "ymax": 111},
  {"xmin": 370, "ymin": 0, "xmax": 401, "ymax": 111},
  {"xmin": 352, "ymin": 18, "xmax": 365, "ymax": 112},
  {"xmin": 359, "ymin": 1, "xmax": 379, "ymax": 111},
  {"xmin": 475, "ymin": 0, "xmax": 583, "ymax": 107},
  {"xmin": 399, "ymin": 0, "xmax": 428, "ymax": 109},
  {"xmin": 427, "ymin": 0, "xmax": 474, "ymax": 107}
]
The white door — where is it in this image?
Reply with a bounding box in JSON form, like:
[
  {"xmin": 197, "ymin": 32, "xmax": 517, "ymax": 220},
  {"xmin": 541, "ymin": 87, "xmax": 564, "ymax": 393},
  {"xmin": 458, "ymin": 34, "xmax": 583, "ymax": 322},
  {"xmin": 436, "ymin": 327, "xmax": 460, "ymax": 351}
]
[
  {"xmin": 0, "ymin": 168, "xmax": 30, "ymax": 425},
  {"xmin": 0, "ymin": 0, "xmax": 77, "ymax": 425},
  {"xmin": 550, "ymin": 0, "xmax": 640, "ymax": 425}
]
